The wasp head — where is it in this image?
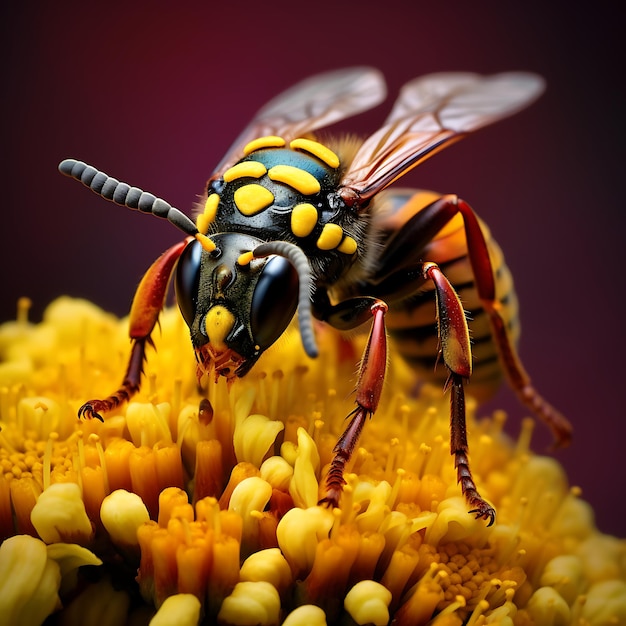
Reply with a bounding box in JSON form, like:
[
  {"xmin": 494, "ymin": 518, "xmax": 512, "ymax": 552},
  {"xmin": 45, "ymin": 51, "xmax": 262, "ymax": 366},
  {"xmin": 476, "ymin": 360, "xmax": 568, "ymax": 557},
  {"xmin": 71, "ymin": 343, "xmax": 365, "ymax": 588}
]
[{"xmin": 175, "ymin": 233, "xmax": 299, "ymax": 384}]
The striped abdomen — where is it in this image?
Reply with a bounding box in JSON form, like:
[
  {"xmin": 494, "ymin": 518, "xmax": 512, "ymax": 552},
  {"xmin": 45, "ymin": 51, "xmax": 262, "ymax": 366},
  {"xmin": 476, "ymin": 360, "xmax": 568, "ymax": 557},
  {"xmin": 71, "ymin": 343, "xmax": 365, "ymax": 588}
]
[{"xmin": 380, "ymin": 190, "xmax": 520, "ymax": 401}]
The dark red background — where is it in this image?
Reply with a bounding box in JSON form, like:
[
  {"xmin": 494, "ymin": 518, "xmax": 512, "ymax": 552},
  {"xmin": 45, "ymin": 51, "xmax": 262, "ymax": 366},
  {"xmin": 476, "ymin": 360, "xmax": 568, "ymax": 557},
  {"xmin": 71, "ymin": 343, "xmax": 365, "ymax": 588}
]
[{"xmin": 2, "ymin": 1, "xmax": 624, "ymax": 536}]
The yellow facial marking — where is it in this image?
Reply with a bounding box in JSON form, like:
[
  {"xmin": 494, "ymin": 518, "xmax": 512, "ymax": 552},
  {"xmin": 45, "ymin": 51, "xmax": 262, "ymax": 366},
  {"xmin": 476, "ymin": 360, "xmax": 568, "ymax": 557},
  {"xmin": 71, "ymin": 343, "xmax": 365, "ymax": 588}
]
[
  {"xmin": 268, "ymin": 165, "xmax": 321, "ymax": 196},
  {"xmin": 234, "ymin": 184, "xmax": 275, "ymax": 216},
  {"xmin": 223, "ymin": 161, "xmax": 267, "ymax": 182},
  {"xmin": 243, "ymin": 136, "xmax": 286, "ymax": 155},
  {"xmin": 290, "ymin": 138, "xmax": 340, "ymax": 169},
  {"xmin": 205, "ymin": 305, "xmax": 235, "ymax": 350},
  {"xmin": 237, "ymin": 251, "xmax": 255, "ymax": 266},
  {"xmin": 196, "ymin": 194, "xmax": 220, "ymax": 233},
  {"xmin": 291, "ymin": 203, "xmax": 319, "ymax": 238},
  {"xmin": 338, "ymin": 236, "xmax": 358, "ymax": 255},
  {"xmin": 316, "ymin": 224, "xmax": 344, "ymax": 250},
  {"xmin": 195, "ymin": 233, "xmax": 216, "ymax": 253}
]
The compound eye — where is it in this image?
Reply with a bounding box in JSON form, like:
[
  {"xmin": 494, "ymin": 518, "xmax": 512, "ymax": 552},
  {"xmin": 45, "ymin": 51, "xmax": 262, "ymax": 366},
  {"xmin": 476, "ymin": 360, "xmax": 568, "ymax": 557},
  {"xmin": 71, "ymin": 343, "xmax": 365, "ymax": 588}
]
[
  {"xmin": 175, "ymin": 240, "xmax": 202, "ymax": 327},
  {"xmin": 250, "ymin": 256, "xmax": 299, "ymax": 350}
]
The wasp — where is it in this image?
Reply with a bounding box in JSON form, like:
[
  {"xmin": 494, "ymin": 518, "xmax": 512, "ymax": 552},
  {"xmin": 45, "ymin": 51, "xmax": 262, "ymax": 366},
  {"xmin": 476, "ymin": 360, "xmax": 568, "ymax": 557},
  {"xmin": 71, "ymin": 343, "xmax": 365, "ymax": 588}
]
[{"xmin": 59, "ymin": 67, "xmax": 572, "ymax": 525}]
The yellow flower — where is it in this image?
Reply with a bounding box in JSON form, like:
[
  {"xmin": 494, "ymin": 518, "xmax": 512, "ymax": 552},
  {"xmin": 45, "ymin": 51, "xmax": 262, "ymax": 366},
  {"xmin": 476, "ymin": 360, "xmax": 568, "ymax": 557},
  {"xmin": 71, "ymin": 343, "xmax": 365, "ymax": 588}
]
[{"xmin": 0, "ymin": 296, "xmax": 625, "ymax": 625}]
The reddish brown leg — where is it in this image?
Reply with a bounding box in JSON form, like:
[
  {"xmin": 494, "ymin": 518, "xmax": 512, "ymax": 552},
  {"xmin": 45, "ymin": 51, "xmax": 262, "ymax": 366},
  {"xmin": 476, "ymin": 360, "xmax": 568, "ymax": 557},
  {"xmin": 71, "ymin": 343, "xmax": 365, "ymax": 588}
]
[
  {"xmin": 449, "ymin": 375, "xmax": 494, "ymax": 524},
  {"xmin": 78, "ymin": 338, "xmax": 149, "ymax": 421},
  {"xmin": 425, "ymin": 262, "xmax": 495, "ymax": 525},
  {"xmin": 78, "ymin": 240, "xmax": 188, "ymax": 421},
  {"xmin": 452, "ymin": 197, "xmax": 572, "ymax": 447},
  {"xmin": 319, "ymin": 301, "xmax": 388, "ymax": 507}
]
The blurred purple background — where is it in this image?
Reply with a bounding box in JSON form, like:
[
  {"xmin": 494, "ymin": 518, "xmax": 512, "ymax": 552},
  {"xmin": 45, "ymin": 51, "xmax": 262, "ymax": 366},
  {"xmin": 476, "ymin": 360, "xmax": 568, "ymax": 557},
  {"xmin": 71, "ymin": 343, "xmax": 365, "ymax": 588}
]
[{"xmin": 1, "ymin": 2, "xmax": 624, "ymax": 536}]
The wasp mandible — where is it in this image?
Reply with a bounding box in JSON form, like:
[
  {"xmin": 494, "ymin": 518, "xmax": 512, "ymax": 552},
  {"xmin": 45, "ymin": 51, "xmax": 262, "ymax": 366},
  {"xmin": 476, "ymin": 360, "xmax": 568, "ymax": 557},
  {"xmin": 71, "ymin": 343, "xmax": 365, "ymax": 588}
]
[{"xmin": 59, "ymin": 67, "xmax": 572, "ymax": 525}]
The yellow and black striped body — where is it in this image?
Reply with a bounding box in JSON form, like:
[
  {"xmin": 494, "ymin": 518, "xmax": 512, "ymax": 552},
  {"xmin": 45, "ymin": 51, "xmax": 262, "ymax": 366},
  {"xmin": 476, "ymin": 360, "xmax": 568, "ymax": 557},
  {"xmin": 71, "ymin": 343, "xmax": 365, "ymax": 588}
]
[{"xmin": 368, "ymin": 189, "xmax": 520, "ymax": 401}]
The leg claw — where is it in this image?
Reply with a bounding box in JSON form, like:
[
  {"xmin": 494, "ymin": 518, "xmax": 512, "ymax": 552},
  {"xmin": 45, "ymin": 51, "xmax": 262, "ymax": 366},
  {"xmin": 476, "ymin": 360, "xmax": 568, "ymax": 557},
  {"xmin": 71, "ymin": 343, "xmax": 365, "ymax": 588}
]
[
  {"xmin": 468, "ymin": 503, "xmax": 496, "ymax": 527},
  {"xmin": 77, "ymin": 402, "xmax": 105, "ymax": 422}
]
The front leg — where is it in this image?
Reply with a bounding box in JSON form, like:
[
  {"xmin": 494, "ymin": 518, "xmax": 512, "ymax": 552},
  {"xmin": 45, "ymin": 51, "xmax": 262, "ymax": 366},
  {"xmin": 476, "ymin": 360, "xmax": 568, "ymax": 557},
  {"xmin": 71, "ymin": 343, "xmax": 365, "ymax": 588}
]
[
  {"xmin": 79, "ymin": 239, "xmax": 188, "ymax": 421},
  {"xmin": 319, "ymin": 301, "xmax": 388, "ymax": 507}
]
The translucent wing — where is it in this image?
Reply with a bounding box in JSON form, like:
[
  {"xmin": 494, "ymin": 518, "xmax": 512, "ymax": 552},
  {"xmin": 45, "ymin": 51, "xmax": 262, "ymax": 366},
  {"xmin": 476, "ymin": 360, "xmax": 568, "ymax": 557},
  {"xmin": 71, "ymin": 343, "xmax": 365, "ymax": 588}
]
[
  {"xmin": 340, "ymin": 72, "xmax": 545, "ymax": 203},
  {"xmin": 213, "ymin": 67, "xmax": 386, "ymax": 175}
]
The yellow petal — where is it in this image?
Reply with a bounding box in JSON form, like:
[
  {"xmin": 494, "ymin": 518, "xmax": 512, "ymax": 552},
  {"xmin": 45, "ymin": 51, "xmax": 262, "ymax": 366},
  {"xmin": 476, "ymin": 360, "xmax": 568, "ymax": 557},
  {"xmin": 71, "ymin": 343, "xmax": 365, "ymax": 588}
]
[
  {"xmin": 0, "ymin": 535, "xmax": 61, "ymax": 626},
  {"xmin": 240, "ymin": 547, "xmax": 293, "ymax": 594},
  {"xmin": 277, "ymin": 507, "xmax": 334, "ymax": 578},
  {"xmin": 259, "ymin": 456, "xmax": 294, "ymax": 491},
  {"xmin": 30, "ymin": 482, "xmax": 93, "ymax": 544},
  {"xmin": 582, "ymin": 580, "xmax": 626, "ymax": 625},
  {"xmin": 344, "ymin": 580, "xmax": 392, "ymax": 626},
  {"xmin": 46, "ymin": 541, "xmax": 102, "ymax": 577},
  {"xmin": 217, "ymin": 581, "xmax": 280, "ymax": 626},
  {"xmin": 540, "ymin": 555, "xmax": 585, "ymax": 605},
  {"xmin": 100, "ymin": 489, "xmax": 150, "ymax": 547},
  {"xmin": 525, "ymin": 586, "xmax": 570, "ymax": 626},
  {"xmin": 229, "ymin": 476, "xmax": 273, "ymax": 554},
  {"xmin": 288, "ymin": 427, "xmax": 320, "ymax": 509},
  {"xmin": 234, "ymin": 414, "xmax": 284, "ymax": 467},
  {"xmin": 282, "ymin": 604, "xmax": 328, "ymax": 626},
  {"xmin": 149, "ymin": 593, "xmax": 201, "ymax": 626}
]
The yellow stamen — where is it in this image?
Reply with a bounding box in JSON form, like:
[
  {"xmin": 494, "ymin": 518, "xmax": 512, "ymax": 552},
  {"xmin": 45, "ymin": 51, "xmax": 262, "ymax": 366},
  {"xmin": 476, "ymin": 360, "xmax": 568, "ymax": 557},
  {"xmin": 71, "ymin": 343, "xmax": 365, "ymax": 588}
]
[
  {"xmin": 100, "ymin": 489, "xmax": 150, "ymax": 547},
  {"xmin": 217, "ymin": 581, "xmax": 281, "ymax": 626},
  {"xmin": 30, "ymin": 482, "xmax": 93, "ymax": 544},
  {"xmin": 150, "ymin": 594, "xmax": 202, "ymax": 626},
  {"xmin": 344, "ymin": 580, "xmax": 392, "ymax": 626},
  {"xmin": 282, "ymin": 604, "xmax": 327, "ymax": 626},
  {"xmin": 234, "ymin": 414, "xmax": 284, "ymax": 468},
  {"xmin": 240, "ymin": 548, "xmax": 293, "ymax": 595},
  {"xmin": 0, "ymin": 297, "xmax": 623, "ymax": 625}
]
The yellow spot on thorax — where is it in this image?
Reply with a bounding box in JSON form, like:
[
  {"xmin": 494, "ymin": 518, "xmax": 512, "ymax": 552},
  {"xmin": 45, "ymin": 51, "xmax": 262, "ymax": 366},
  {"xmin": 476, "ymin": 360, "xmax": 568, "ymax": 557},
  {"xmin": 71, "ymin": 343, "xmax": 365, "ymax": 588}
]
[
  {"xmin": 205, "ymin": 306, "xmax": 235, "ymax": 350},
  {"xmin": 290, "ymin": 138, "xmax": 340, "ymax": 168},
  {"xmin": 243, "ymin": 136, "xmax": 286, "ymax": 155},
  {"xmin": 316, "ymin": 223, "xmax": 344, "ymax": 250},
  {"xmin": 268, "ymin": 165, "xmax": 321, "ymax": 195},
  {"xmin": 234, "ymin": 184, "xmax": 275, "ymax": 216},
  {"xmin": 291, "ymin": 203, "xmax": 319, "ymax": 238},
  {"xmin": 338, "ymin": 236, "xmax": 358, "ymax": 255},
  {"xmin": 223, "ymin": 161, "xmax": 267, "ymax": 182}
]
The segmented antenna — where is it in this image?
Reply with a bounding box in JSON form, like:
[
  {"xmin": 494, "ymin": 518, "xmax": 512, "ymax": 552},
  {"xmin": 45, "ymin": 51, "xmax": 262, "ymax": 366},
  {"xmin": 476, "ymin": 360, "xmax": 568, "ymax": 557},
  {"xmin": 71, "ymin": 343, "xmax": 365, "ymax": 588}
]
[
  {"xmin": 252, "ymin": 240, "xmax": 318, "ymax": 358},
  {"xmin": 58, "ymin": 159, "xmax": 200, "ymax": 238}
]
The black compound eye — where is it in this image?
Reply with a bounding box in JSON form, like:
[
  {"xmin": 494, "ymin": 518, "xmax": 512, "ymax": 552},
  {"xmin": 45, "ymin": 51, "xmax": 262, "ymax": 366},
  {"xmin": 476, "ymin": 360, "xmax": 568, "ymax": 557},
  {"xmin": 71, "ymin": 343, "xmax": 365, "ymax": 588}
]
[
  {"xmin": 175, "ymin": 240, "xmax": 202, "ymax": 327},
  {"xmin": 250, "ymin": 256, "xmax": 299, "ymax": 350}
]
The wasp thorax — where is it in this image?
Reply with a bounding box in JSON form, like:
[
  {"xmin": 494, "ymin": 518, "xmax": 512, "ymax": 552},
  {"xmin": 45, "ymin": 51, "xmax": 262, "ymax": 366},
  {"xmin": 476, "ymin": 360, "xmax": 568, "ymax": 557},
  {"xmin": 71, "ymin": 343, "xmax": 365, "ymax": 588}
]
[{"xmin": 195, "ymin": 137, "xmax": 359, "ymax": 265}]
